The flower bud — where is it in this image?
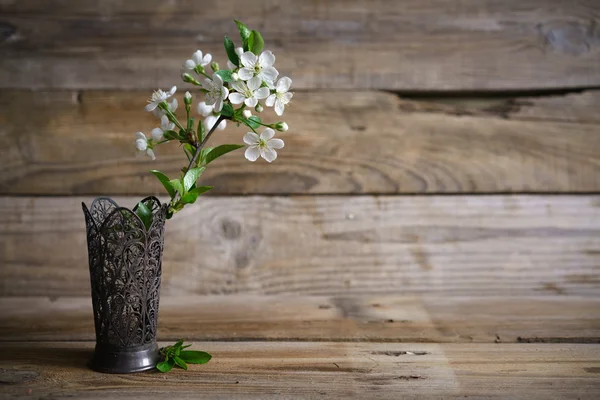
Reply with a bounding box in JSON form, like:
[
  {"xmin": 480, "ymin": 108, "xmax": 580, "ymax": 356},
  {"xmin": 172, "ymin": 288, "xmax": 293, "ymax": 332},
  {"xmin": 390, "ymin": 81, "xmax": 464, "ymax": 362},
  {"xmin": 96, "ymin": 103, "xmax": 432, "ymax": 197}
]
[
  {"xmin": 184, "ymin": 91, "xmax": 192, "ymax": 104},
  {"xmin": 231, "ymin": 72, "xmax": 240, "ymax": 81},
  {"xmin": 243, "ymin": 109, "xmax": 252, "ymax": 118},
  {"xmin": 274, "ymin": 122, "xmax": 288, "ymax": 132},
  {"xmin": 211, "ymin": 62, "xmax": 220, "ymax": 72},
  {"xmin": 181, "ymin": 73, "xmax": 200, "ymax": 85},
  {"xmin": 254, "ymin": 103, "xmax": 264, "ymax": 113}
]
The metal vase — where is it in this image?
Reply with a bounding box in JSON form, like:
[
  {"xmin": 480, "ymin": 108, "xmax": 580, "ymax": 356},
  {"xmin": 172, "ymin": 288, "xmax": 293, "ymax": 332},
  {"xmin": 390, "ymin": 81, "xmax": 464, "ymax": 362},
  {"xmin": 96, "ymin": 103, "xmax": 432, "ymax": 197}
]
[{"xmin": 82, "ymin": 196, "xmax": 167, "ymax": 373}]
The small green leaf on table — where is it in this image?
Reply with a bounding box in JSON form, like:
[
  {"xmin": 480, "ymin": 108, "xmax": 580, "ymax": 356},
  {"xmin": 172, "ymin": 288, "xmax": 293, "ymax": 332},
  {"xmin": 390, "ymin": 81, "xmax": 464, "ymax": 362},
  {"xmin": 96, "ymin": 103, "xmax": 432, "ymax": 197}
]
[
  {"xmin": 180, "ymin": 350, "xmax": 212, "ymax": 364},
  {"xmin": 156, "ymin": 358, "xmax": 175, "ymax": 373},
  {"xmin": 173, "ymin": 356, "xmax": 188, "ymax": 370}
]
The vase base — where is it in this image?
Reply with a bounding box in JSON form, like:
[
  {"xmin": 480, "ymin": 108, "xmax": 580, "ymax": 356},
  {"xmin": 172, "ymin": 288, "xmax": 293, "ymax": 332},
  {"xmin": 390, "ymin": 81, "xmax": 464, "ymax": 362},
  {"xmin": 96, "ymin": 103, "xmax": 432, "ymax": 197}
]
[{"xmin": 89, "ymin": 342, "xmax": 160, "ymax": 374}]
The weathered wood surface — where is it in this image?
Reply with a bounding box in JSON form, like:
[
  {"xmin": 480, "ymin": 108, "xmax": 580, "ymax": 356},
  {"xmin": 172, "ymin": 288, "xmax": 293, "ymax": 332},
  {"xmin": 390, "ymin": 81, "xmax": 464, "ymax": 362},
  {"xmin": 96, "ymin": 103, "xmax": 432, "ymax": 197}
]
[
  {"xmin": 2, "ymin": 0, "xmax": 600, "ymax": 90},
  {"xmin": 1, "ymin": 295, "xmax": 599, "ymax": 343},
  {"xmin": 2, "ymin": 90, "xmax": 600, "ymax": 195},
  {"xmin": 0, "ymin": 341, "xmax": 598, "ymax": 399},
  {"xmin": 2, "ymin": 195, "xmax": 599, "ymax": 297}
]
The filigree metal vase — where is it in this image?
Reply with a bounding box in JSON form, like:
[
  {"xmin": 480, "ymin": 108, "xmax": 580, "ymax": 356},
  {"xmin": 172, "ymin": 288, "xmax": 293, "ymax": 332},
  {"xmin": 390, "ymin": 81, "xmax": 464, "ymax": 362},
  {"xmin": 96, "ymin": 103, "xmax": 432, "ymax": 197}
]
[{"xmin": 82, "ymin": 197, "xmax": 167, "ymax": 373}]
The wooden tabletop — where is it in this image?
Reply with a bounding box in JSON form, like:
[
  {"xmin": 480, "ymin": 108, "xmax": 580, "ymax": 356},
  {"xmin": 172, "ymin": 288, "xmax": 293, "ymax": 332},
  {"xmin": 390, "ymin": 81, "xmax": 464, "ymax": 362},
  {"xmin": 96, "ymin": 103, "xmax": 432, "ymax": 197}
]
[{"xmin": 1, "ymin": 295, "xmax": 599, "ymax": 399}]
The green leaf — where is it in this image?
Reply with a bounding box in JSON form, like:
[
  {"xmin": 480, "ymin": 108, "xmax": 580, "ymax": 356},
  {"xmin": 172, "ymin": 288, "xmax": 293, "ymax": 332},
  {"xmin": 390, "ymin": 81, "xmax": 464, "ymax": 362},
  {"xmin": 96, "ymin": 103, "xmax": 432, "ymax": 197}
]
[
  {"xmin": 135, "ymin": 201, "xmax": 152, "ymax": 230},
  {"xmin": 180, "ymin": 186, "xmax": 213, "ymax": 205},
  {"xmin": 169, "ymin": 179, "xmax": 184, "ymax": 196},
  {"xmin": 221, "ymin": 103, "xmax": 234, "ymax": 118},
  {"xmin": 183, "ymin": 144, "xmax": 195, "ymax": 162},
  {"xmin": 173, "ymin": 339, "xmax": 184, "ymax": 349},
  {"xmin": 224, "ymin": 35, "xmax": 239, "ymax": 67},
  {"xmin": 215, "ymin": 69, "xmax": 233, "ymax": 82},
  {"xmin": 244, "ymin": 116, "xmax": 262, "ymax": 130},
  {"xmin": 187, "ymin": 117, "xmax": 195, "ymax": 131},
  {"xmin": 199, "ymin": 147, "xmax": 213, "ymax": 165},
  {"xmin": 179, "ymin": 350, "xmax": 212, "ymax": 364},
  {"xmin": 248, "ymin": 30, "xmax": 264, "ymax": 55},
  {"xmin": 181, "ymin": 344, "xmax": 192, "ymax": 350},
  {"xmin": 197, "ymin": 119, "xmax": 206, "ymax": 142},
  {"xmin": 173, "ymin": 356, "xmax": 188, "ymax": 370},
  {"xmin": 156, "ymin": 358, "xmax": 175, "ymax": 373},
  {"xmin": 150, "ymin": 170, "xmax": 175, "ymax": 198},
  {"xmin": 163, "ymin": 130, "xmax": 179, "ymax": 140},
  {"xmin": 204, "ymin": 144, "xmax": 244, "ymax": 165},
  {"xmin": 183, "ymin": 167, "xmax": 205, "ymax": 191},
  {"xmin": 234, "ymin": 20, "xmax": 251, "ymax": 51}
]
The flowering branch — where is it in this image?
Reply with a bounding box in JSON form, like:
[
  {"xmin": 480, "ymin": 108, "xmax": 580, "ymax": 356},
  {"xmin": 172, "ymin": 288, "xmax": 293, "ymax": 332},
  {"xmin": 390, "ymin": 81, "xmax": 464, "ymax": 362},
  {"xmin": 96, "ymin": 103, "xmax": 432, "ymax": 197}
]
[{"xmin": 134, "ymin": 20, "xmax": 293, "ymax": 220}]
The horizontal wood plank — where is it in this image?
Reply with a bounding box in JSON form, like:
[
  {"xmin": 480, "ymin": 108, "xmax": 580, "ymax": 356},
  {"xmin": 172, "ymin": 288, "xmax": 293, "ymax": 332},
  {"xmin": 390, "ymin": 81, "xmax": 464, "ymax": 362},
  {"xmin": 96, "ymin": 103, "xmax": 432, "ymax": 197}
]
[
  {"xmin": 1, "ymin": 195, "xmax": 599, "ymax": 297},
  {"xmin": 1, "ymin": 1, "xmax": 600, "ymax": 90},
  {"xmin": 2, "ymin": 90, "xmax": 600, "ymax": 195},
  {"xmin": 1, "ymin": 295, "xmax": 599, "ymax": 343},
  {"xmin": 0, "ymin": 341, "xmax": 598, "ymax": 399}
]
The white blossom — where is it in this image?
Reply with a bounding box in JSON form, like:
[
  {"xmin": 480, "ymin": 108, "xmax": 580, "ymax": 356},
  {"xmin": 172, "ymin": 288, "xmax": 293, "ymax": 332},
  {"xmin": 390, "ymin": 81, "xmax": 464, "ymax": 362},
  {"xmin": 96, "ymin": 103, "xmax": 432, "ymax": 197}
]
[
  {"xmin": 150, "ymin": 115, "xmax": 175, "ymax": 141},
  {"xmin": 275, "ymin": 122, "xmax": 288, "ymax": 132},
  {"xmin": 266, "ymin": 76, "xmax": 293, "ymax": 116},
  {"xmin": 152, "ymin": 98, "xmax": 178, "ymax": 118},
  {"xmin": 238, "ymin": 50, "xmax": 278, "ymax": 83},
  {"xmin": 243, "ymin": 109, "xmax": 252, "ymax": 118},
  {"xmin": 243, "ymin": 128, "xmax": 284, "ymax": 163},
  {"xmin": 202, "ymin": 73, "xmax": 229, "ymax": 112},
  {"xmin": 184, "ymin": 50, "xmax": 212, "ymax": 70},
  {"xmin": 205, "ymin": 114, "xmax": 227, "ymax": 131},
  {"xmin": 229, "ymin": 76, "xmax": 269, "ymax": 108},
  {"xmin": 197, "ymin": 101, "xmax": 214, "ymax": 117},
  {"xmin": 145, "ymin": 86, "xmax": 177, "ymax": 112},
  {"xmin": 134, "ymin": 132, "xmax": 155, "ymax": 160}
]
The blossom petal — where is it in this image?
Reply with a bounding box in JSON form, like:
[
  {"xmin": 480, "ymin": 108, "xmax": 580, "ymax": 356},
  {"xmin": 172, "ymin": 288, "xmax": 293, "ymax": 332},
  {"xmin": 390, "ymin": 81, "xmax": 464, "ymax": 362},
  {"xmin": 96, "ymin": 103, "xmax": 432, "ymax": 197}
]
[
  {"xmin": 268, "ymin": 138, "xmax": 285, "ymax": 149},
  {"xmin": 167, "ymin": 86, "xmax": 177, "ymax": 96},
  {"xmin": 202, "ymin": 78, "xmax": 214, "ymax": 91},
  {"xmin": 261, "ymin": 147, "xmax": 277, "ymax": 162},
  {"xmin": 274, "ymin": 99, "xmax": 285, "ymax": 116},
  {"xmin": 238, "ymin": 68, "xmax": 254, "ymax": 81},
  {"xmin": 266, "ymin": 94, "xmax": 276, "ymax": 107},
  {"xmin": 213, "ymin": 98, "xmax": 223, "ymax": 112},
  {"xmin": 151, "ymin": 127, "xmax": 164, "ymax": 141},
  {"xmin": 240, "ymin": 51, "xmax": 257, "ymax": 67},
  {"xmin": 260, "ymin": 128, "xmax": 275, "ymax": 141},
  {"xmin": 184, "ymin": 60, "xmax": 196, "ymax": 70},
  {"xmin": 147, "ymin": 149, "xmax": 156, "ymax": 160},
  {"xmin": 245, "ymin": 146, "xmax": 260, "ymax": 162},
  {"xmin": 231, "ymin": 80, "xmax": 246, "ymax": 93},
  {"xmin": 258, "ymin": 50, "xmax": 275, "ymax": 67},
  {"xmin": 205, "ymin": 115, "xmax": 218, "ymax": 131},
  {"xmin": 281, "ymin": 92, "xmax": 293, "ymax": 103},
  {"xmin": 197, "ymin": 101, "xmax": 213, "ymax": 117},
  {"xmin": 212, "ymin": 73, "xmax": 223, "ymax": 86},
  {"xmin": 169, "ymin": 98, "xmax": 178, "ymax": 112},
  {"xmin": 247, "ymin": 76, "xmax": 262, "ymax": 91},
  {"xmin": 229, "ymin": 92, "xmax": 246, "ymax": 104},
  {"xmin": 136, "ymin": 132, "xmax": 147, "ymax": 140},
  {"xmin": 160, "ymin": 115, "xmax": 170, "ymax": 129},
  {"xmin": 135, "ymin": 138, "xmax": 147, "ymax": 151},
  {"xmin": 192, "ymin": 50, "xmax": 203, "ymax": 65},
  {"xmin": 221, "ymin": 86, "xmax": 229, "ymax": 99},
  {"xmin": 201, "ymin": 53, "xmax": 212, "ymax": 66},
  {"xmin": 254, "ymin": 87, "xmax": 270, "ymax": 100},
  {"xmin": 277, "ymin": 76, "xmax": 292, "ymax": 93},
  {"xmin": 145, "ymin": 102, "xmax": 158, "ymax": 112},
  {"xmin": 260, "ymin": 66, "xmax": 279, "ymax": 82},
  {"xmin": 217, "ymin": 119, "xmax": 227, "ymax": 131},
  {"xmin": 245, "ymin": 97, "xmax": 258, "ymax": 107},
  {"xmin": 235, "ymin": 47, "xmax": 244, "ymax": 56},
  {"xmin": 243, "ymin": 132, "xmax": 260, "ymax": 145}
]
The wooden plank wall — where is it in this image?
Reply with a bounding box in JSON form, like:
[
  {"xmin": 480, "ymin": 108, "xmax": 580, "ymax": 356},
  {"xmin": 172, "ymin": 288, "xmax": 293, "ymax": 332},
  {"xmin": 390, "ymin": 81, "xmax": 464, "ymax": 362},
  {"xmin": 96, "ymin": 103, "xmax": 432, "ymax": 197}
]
[{"xmin": 1, "ymin": 0, "xmax": 600, "ymax": 297}]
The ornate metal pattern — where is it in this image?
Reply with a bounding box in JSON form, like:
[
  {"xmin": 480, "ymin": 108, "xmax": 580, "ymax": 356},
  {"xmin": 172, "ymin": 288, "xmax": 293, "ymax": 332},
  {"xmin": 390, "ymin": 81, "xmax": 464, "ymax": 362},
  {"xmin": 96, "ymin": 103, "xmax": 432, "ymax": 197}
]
[{"xmin": 82, "ymin": 197, "xmax": 167, "ymax": 349}]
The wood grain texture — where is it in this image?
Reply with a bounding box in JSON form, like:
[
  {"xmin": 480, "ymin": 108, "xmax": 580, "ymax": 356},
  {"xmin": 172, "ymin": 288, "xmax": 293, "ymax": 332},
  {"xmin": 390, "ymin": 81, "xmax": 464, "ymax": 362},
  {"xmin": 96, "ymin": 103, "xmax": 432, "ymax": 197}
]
[
  {"xmin": 1, "ymin": 1, "xmax": 600, "ymax": 90},
  {"xmin": 0, "ymin": 341, "xmax": 598, "ymax": 399},
  {"xmin": 2, "ymin": 195, "xmax": 599, "ymax": 297},
  {"xmin": 2, "ymin": 90, "xmax": 600, "ymax": 195},
  {"xmin": 1, "ymin": 295, "xmax": 599, "ymax": 343}
]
